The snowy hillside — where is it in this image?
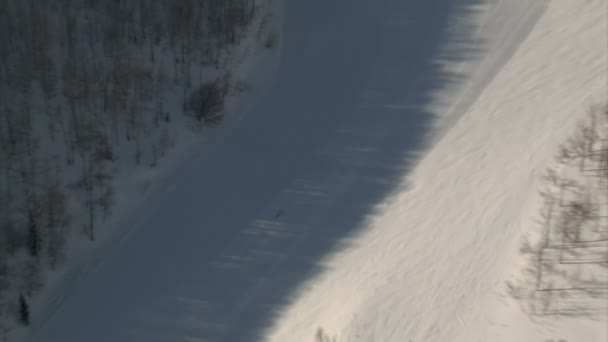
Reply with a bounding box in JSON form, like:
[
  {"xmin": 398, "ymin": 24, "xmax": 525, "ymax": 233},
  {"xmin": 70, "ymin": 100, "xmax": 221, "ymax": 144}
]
[
  {"xmin": 14, "ymin": 0, "xmax": 608, "ymax": 341},
  {"xmin": 265, "ymin": 0, "xmax": 608, "ymax": 341},
  {"xmin": 0, "ymin": 0, "xmax": 280, "ymax": 339}
]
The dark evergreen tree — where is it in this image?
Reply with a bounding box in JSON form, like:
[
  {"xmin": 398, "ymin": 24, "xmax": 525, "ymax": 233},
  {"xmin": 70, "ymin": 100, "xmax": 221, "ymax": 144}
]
[{"xmin": 18, "ymin": 293, "xmax": 30, "ymax": 326}]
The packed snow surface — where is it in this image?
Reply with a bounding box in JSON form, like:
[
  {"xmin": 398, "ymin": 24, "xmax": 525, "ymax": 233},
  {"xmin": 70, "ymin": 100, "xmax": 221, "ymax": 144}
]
[{"xmin": 24, "ymin": 0, "xmax": 607, "ymax": 341}]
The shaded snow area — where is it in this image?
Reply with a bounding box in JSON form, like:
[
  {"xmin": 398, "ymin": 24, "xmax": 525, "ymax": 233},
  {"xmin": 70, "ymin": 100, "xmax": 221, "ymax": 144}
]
[
  {"xmin": 12, "ymin": 0, "xmax": 282, "ymax": 340},
  {"xmin": 22, "ymin": 0, "xmax": 608, "ymax": 341}
]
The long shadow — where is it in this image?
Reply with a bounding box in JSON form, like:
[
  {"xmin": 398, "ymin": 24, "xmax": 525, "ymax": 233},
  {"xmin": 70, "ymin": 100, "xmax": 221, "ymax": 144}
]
[{"xmin": 29, "ymin": 0, "xmax": 543, "ymax": 341}]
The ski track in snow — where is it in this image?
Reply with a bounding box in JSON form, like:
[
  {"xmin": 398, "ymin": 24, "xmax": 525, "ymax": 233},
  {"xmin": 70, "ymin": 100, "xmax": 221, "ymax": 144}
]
[{"xmin": 23, "ymin": 0, "xmax": 607, "ymax": 341}]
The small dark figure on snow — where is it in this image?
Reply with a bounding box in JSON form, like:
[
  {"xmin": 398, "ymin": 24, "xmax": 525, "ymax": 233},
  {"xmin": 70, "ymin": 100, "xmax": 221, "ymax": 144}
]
[
  {"xmin": 274, "ymin": 209, "xmax": 285, "ymax": 219},
  {"xmin": 18, "ymin": 293, "xmax": 30, "ymax": 326}
]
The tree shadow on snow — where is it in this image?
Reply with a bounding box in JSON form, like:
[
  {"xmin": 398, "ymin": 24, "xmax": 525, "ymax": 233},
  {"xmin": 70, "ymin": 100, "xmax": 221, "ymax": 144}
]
[{"xmin": 29, "ymin": 1, "xmax": 547, "ymax": 341}]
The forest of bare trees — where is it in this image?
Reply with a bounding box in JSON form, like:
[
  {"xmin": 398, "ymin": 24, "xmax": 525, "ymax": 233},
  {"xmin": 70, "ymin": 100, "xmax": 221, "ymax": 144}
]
[
  {"xmin": 0, "ymin": 0, "xmax": 272, "ymax": 335},
  {"xmin": 509, "ymin": 105, "xmax": 608, "ymax": 318}
]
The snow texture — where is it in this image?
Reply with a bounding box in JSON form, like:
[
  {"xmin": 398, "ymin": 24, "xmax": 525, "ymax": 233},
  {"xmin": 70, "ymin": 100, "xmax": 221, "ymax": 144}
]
[{"xmin": 22, "ymin": 0, "xmax": 608, "ymax": 341}]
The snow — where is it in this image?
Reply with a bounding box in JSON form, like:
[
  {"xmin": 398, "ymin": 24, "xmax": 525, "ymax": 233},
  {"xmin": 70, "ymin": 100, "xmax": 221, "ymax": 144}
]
[
  {"xmin": 264, "ymin": 0, "xmax": 608, "ymax": 341},
  {"xmin": 17, "ymin": 0, "xmax": 283, "ymax": 340},
  {"xmin": 22, "ymin": 0, "xmax": 607, "ymax": 341}
]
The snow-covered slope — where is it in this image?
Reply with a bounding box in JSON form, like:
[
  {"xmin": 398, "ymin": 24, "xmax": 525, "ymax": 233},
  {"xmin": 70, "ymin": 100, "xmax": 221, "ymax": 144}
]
[
  {"xmin": 0, "ymin": 0, "xmax": 281, "ymax": 337},
  {"xmin": 265, "ymin": 1, "xmax": 608, "ymax": 342},
  {"xmin": 23, "ymin": 0, "xmax": 607, "ymax": 341}
]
